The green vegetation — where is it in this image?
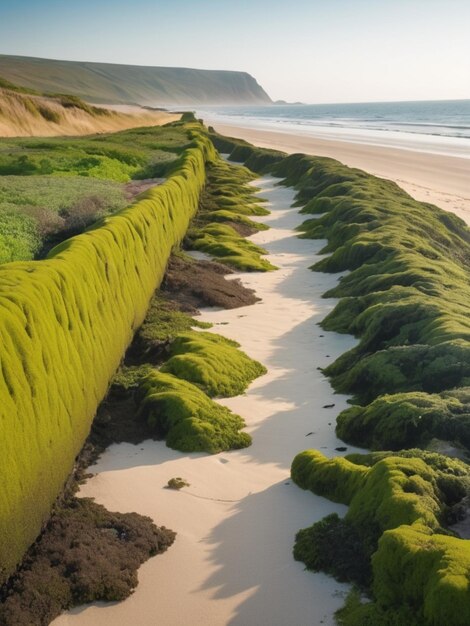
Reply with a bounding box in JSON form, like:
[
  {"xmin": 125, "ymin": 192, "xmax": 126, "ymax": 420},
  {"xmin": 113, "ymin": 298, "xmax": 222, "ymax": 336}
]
[
  {"xmin": 138, "ymin": 371, "xmax": 251, "ymax": 453},
  {"xmin": 292, "ymin": 449, "xmax": 470, "ymax": 626},
  {"xmin": 0, "ymin": 129, "xmax": 183, "ymax": 181},
  {"xmin": 161, "ymin": 330, "xmax": 266, "ymax": 397},
  {"xmin": 0, "ymin": 125, "xmax": 190, "ymax": 263},
  {"xmin": 122, "ymin": 288, "xmax": 263, "ymax": 453},
  {"xmin": 0, "ymin": 54, "xmax": 271, "ymax": 105},
  {"xmin": 0, "ymin": 176, "xmax": 128, "ymax": 262},
  {"xmin": 288, "ymin": 153, "xmax": 470, "ymax": 406},
  {"xmin": 209, "ymin": 129, "xmax": 470, "ymax": 626},
  {"xmin": 136, "ymin": 292, "xmax": 211, "ymax": 345},
  {"xmin": 337, "ymin": 388, "xmax": 470, "ymax": 451},
  {"xmin": 0, "ymin": 120, "xmax": 216, "ymax": 584},
  {"xmin": 186, "ymin": 157, "xmax": 276, "ymax": 271}
]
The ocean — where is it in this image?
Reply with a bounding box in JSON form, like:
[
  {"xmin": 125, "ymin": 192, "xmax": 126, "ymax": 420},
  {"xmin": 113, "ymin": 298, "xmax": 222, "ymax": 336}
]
[{"xmin": 197, "ymin": 100, "xmax": 470, "ymax": 159}]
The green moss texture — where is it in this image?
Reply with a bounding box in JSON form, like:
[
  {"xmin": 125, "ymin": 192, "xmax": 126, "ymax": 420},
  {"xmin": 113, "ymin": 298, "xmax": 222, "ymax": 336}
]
[
  {"xmin": 138, "ymin": 371, "xmax": 251, "ymax": 453},
  {"xmin": 292, "ymin": 449, "xmax": 470, "ymax": 625},
  {"xmin": 186, "ymin": 157, "xmax": 276, "ymax": 271},
  {"xmin": 160, "ymin": 330, "xmax": 266, "ymax": 397},
  {"xmin": 0, "ymin": 122, "xmax": 215, "ymax": 583},
  {"xmin": 337, "ymin": 388, "xmax": 470, "ymax": 451}
]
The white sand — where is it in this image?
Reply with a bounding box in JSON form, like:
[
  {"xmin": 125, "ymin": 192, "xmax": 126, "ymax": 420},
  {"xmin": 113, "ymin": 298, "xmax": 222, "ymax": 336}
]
[{"xmin": 53, "ymin": 176, "xmax": 364, "ymax": 626}]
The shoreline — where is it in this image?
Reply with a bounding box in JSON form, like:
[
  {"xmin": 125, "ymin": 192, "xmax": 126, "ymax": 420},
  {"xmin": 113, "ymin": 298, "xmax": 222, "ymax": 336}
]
[
  {"xmin": 205, "ymin": 120, "xmax": 470, "ymax": 227},
  {"xmin": 53, "ymin": 176, "xmax": 363, "ymax": 626}
]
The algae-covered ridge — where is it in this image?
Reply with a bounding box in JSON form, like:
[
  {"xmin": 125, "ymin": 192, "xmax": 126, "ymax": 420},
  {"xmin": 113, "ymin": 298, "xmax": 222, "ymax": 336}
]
[
  {"xmin": 212, "ymin": 130, "xmax": 470, "ymax": 625},
  {"xmin": 292, "ymin": 449, "xmax": 470, "ymax": 626},
  {"xmin": 186, "ymin": 156, "xmax": 276, "ymax": 271},
  {"xmin": 0, "ymin": 119, "xmax": 273, "ymax": 586},
  {"xmin": 0, "ymin": 119, "xmax": 213, "ymax": 581},
  {"xmin": 117, "ymin": 293, "xmax": 266, "ymax": 454}
]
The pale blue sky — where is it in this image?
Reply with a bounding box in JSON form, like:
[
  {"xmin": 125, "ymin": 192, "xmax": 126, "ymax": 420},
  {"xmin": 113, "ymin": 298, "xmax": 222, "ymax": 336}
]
[{"xmin": 0, "ymin": 0, "xmax": 469, "ymax": 103}]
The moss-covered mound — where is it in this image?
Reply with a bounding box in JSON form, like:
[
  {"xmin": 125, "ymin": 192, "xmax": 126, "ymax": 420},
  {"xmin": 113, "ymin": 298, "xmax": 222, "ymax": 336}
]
[
  {"xmin": 119, "ymin": 273, "xmax": 264, "ymax": 455},
  {"xmin": 186, "ymin": 156, "xmax": 277, "ymax": 271},
  {"xmin": 292, "ymin": 449, "xmax": 470, "ymax": 626},
  {"xmin": 337, "ymin": 388, "xmax": 470, "ymax": 451},
  {"xmin": 161, "ymin": 330, "xmax": 266, "ymax": 397},
  {"xmin": 0, "ymin": 121, "xmax": 215, "ymax": 583},
  {"xmin": 138, "ymin": 371, "xmax": 251, "ymax": 453},
  {"xmin": 286, "ymin": 154, "xmax": 470, "ymax": 399}
]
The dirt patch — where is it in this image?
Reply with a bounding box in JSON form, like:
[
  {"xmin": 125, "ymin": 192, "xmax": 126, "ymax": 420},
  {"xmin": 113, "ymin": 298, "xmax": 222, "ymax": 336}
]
[
  {"xmin": 0, "ymin": 498, "xmax": 174, "ymax": 626},
  {"xmin": 162, "ymin": 254, "xmax": 259, "ymax": 312},
  {"xmin": 124, "ymin": 178, "xmax": 164, "ymax": 200}
]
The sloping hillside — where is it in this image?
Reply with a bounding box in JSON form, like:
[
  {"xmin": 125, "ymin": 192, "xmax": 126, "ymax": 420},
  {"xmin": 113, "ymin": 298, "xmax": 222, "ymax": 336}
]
[
  {"xmin": 0, "ymin": 83, "xmax": 178, "ymax": 136},
  {"xmin": 0, "ymin": 55, "xmax": 272, "ymax": 105}
]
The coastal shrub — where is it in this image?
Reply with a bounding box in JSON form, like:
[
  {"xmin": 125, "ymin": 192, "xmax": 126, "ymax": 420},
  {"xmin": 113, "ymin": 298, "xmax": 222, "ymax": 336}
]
[
  {"xmin": 0, "ymin": 176, "xmax": 129, "ymax": 261},
  {"xmin": 291, "ymin": 449, "xmax": 470, "ymax": 625},
  {"xmin": 137, "ymin": 371, "xmax": 251, "ymax": 453},
  {"xmin": 0, "ymin": 122, "xmax": 215, "ymax": 583},
  {"xmin": 160, "ymin": 330, "xmax": 266, "ymax": 397},
  {"xmin": 0, "ymin": 208, "xmax": 40, "ymax": 263},
  {"xmin": 37, "ymin": 105, "xmax": 61, "ymax": 123}
]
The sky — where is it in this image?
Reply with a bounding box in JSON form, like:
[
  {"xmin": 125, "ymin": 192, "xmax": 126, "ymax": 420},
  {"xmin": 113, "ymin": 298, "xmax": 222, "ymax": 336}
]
[{"xmin": 0, "ymin": 0, "xmax": 469, "ymax": 104}]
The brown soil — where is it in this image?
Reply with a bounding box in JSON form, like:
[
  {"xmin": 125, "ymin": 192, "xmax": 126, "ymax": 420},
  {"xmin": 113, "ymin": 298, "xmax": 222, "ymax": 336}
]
[
  {"xmin": 162, "ymin": 254, "xmax": 259, "ymax": 312},
  {"xmin": 0, "ymin": 499, "xmax": 174, "ymax": 626},
  {"xmin": 124, "ymin": 178, "xmax": 164, "ymax": 200}
]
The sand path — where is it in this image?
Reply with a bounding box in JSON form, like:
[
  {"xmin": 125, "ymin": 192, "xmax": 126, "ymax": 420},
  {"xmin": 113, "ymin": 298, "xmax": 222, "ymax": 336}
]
[{"xmin": 53, "ymin": 176, "xmax": 363, "ymax": 626}]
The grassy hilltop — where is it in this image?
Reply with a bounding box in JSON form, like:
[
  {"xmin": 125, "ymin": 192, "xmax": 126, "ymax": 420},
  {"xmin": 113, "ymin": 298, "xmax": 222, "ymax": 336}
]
[{"xmin": 0, "ymin": 54, "xmax": 272, "ymax": 105}]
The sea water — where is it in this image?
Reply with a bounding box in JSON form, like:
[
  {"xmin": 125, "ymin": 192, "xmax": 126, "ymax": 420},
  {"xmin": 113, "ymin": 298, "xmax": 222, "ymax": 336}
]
[{"xmin": 197, "ymin": 100, "xmax": 470, "ymax": 159}]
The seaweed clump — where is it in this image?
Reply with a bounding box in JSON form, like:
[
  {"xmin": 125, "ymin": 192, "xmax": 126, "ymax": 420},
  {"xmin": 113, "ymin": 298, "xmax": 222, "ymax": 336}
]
[
  {"xmin": 291, "ymin": 449, "xmax": 470, "ymax": 626},
  {"xmin": 186, "ymin": 157, "xmax": 277, "ymax": 271}
]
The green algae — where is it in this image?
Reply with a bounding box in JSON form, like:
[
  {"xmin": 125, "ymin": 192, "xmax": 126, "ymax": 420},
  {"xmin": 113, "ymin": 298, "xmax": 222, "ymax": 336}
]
[
  {"xmin": 0, "ymin": 121, "xmax": 215, "ymax": 583},
  {"xmin": 337, "ymin": 388, "xmax": 470, "ymax": 451},
  {"xmin": 186, "ymin": 156, "xmax": 276, "ymax": 271},
  {"xmin": 138, "ymin": 371, "xmax": 251, "ymax": 453},
  {"xmin": 292, "ymin": 449, "xmax": 470, "ymax": 626},
  {"xmin": 161, "ymin": 330, "xmax": 266, "ymax": 397}
]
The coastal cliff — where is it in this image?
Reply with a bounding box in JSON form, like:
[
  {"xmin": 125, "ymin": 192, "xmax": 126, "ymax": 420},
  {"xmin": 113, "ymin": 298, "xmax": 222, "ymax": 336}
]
[{"xmin": 0, "ymin": 55, "xmax": 272, "ymax": 106}]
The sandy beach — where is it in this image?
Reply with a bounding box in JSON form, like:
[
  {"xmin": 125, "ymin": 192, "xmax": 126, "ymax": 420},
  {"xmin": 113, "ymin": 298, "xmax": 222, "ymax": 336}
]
[
  {"xmin": 51, "ymin": 127, "xmax": 468, "ymax": 626},
  {"xmin": 53, "ymin": 176, "xmax": 364, "ymax": 626},
  {"xmin": 207, "ymin": 122, "xmax": 470, "ymax": 227}
]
